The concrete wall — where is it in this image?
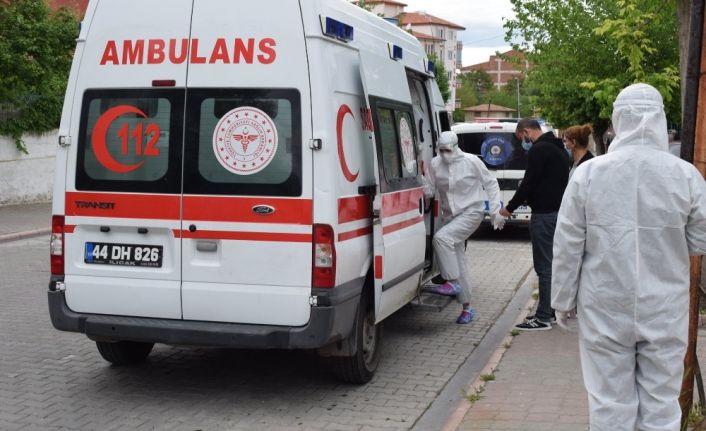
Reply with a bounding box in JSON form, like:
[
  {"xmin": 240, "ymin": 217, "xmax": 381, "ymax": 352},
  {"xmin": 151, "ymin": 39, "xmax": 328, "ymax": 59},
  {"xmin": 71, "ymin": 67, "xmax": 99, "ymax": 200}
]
[{"xmin": 0, "ymin": 131, "xmax": 57, "ymax": 206}]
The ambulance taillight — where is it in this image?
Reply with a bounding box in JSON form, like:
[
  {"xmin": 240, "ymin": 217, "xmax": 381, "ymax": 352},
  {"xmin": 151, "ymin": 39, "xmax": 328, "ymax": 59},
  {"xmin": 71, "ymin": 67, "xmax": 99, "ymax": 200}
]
[
  {"xmin": 312, "ymin": 224, "xmax": 336, "ymax": 288},
  {"xmin": 50, "ymin": 215, "xmax": 64, "ymax": 275}
]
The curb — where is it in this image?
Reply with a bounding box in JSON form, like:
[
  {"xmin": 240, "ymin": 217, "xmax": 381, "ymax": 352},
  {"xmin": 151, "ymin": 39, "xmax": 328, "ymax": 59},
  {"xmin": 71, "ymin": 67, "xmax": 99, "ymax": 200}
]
[
  {"xmin": 410, "ymin": 270, "xmax": 537, "ymax": 431},
  {"xmin": 441, "ymin": 284, "xmax": 538, "ymax": 431},
  {"xmin": 0, "ymin": 227, "xmax": 51, "ymax": 243}
]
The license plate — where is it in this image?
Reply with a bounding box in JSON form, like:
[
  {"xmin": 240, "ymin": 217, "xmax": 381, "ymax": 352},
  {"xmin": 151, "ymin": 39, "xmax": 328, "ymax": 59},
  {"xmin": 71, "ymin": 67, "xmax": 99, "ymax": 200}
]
[{"xmin": 84, "ymin": 242, "xmax": 163, "ymax": 268}]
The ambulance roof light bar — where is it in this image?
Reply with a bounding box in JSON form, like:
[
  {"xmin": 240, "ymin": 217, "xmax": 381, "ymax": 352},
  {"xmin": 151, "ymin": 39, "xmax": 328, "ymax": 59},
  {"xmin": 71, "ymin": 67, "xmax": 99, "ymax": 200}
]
[
  {"xmin": 323, "ymin": 17, "xmax": 354, "ymax": 42},
  {"xmin": 426, "ymin": 60, "xmax": 436, "ymax": 76}
]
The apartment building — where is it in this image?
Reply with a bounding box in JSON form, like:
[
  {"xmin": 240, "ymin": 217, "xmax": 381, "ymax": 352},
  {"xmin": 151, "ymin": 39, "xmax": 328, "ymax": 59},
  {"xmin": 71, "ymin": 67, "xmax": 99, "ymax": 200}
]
[
  {"xmin": 460, "ymin": 49, "xmax": 529, "ymax": 89},
  {"xmin": 398, "ymin": 12, "xmax": 465, "ymax": 110}
]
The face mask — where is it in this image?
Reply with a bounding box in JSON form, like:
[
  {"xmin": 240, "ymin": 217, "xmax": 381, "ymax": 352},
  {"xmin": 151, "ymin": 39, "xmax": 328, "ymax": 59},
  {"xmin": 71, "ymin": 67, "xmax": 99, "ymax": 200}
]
[
  {"xmin": 441, "ymin": 152, "xmax": 455, "ymax": 164},
  {"xmin": 521, "ymin": 141, "xmax": 532, "ymax": 151}
]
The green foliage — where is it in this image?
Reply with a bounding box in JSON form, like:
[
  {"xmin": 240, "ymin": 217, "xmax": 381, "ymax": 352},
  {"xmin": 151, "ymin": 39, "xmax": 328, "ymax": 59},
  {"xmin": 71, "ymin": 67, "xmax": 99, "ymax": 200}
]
[
  {"xmin": 505, "ymin": 0, "xmax": 680, "ymax": 150},
  {"xmin": 356, "ymin": 0, "xmax": 373, "ymax": 12},
  {"xmin": 456, "ymin": 69, "xmax": 532, "ymax": 118},
  {"xmin": 0, "ymin": 0, "xmax": 78, "ymax": 152},
  {"xmin": 583, "ymin": 0, "xmax": 680, "ymax": 120},
  {"xmin": 480, "ymin": 373, "xmax": 496, "ymax": 382},
  {"xmin": 430, "ymin": 54, "xmax": 450, "ymax": 103}
]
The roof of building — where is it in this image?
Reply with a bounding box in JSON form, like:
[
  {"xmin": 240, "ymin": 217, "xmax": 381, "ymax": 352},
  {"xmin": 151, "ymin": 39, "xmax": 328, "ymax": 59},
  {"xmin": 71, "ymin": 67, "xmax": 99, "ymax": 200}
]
[
  {"xmin": 410, "ymin": 31, "xmax": 444, "ymax": 42},
  {"xmin": 461, "ymin": 49, "xmax": 527, "ymax": 72},
  {"xmin": 399, "ymin": 12, "xmax": 465, "ymax": 30},
  {"xmin": 464, "ymin": 104, "xmax": 516, "ymax": 113},
  {"xmin": 49, "ymin": 0, "xmax": 88, "ymax": 13}
]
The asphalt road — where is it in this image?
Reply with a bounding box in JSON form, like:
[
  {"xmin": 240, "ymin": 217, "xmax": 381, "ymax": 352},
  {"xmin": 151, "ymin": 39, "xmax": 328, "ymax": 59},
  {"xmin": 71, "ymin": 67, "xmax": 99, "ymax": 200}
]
[{"xmin": 0, "ymin": 227, "xmax": 531, "ymax": 431}]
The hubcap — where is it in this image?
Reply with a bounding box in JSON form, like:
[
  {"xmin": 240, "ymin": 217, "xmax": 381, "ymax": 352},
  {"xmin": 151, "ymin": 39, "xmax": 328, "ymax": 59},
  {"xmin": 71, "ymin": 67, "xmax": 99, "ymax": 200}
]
[{"xmin": 361, "ymin": 310, "xmax": 377, "ymax": 365}]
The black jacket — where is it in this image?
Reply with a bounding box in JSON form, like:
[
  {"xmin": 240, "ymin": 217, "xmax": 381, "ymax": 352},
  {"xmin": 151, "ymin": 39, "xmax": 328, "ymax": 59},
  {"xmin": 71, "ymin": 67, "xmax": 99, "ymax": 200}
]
[
  {"xmin": 576, "ymin": 151, "xmax": 594, "ymax": 167},
  {"xmin": 506, "ymin": 132, "xmax": 570, "ymax": 214}
]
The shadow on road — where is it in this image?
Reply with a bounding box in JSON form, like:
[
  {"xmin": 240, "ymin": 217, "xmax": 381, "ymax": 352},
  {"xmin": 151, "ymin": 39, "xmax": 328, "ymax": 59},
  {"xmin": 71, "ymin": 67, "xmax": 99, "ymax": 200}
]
[{"xmin": 470, "ymin": 222, "xmax": 530, "ymax": 243}]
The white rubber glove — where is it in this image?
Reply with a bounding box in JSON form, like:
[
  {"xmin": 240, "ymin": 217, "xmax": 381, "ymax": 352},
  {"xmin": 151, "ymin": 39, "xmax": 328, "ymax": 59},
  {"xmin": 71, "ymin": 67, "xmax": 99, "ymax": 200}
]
[
  {"xmin": 490, "ymin": 210, "xmax": 506, "ymax": 230},
  {"xmin": 556, "ymin": 309, "xmax": 577, "ymax": 331}
]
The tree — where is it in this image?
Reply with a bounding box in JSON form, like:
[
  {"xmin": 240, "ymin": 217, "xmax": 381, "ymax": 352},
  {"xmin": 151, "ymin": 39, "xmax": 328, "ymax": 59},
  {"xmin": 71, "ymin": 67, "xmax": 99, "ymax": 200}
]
[
  {"xmin": 0, "ymin": 0, "xmax": 78, "ymax": 152},
  {"xmin": 504, "ymin": 0, "xmax": 679, "ymax": 153},
  {"xmin": 429, "ymin": 53, "xmax": 450, "ymax": 104}
]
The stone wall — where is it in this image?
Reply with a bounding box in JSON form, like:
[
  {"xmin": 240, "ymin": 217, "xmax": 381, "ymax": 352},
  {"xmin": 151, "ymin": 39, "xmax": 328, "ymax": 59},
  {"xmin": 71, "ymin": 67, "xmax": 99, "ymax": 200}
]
[{"xmin": 0, "ymin": 132, "xmax": 56, "ymax": 206}]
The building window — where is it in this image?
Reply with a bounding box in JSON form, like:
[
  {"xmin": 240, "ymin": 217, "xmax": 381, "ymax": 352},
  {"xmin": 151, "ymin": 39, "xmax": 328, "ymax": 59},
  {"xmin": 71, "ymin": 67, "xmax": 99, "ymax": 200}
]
[
  {"xmin": 437, "ymin": 28, "xmax": 445, "ymax": 39},
  {"xmin": 448, "ymin": 50, "xmax": 453, "ymax": 61}
]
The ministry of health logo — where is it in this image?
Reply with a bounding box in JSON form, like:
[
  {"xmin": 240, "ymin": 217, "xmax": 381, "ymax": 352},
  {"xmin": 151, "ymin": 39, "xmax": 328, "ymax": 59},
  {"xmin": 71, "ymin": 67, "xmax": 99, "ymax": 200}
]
[{"xmin": 213, "ymin": 106, "xmax": 278, "ymax": 175}]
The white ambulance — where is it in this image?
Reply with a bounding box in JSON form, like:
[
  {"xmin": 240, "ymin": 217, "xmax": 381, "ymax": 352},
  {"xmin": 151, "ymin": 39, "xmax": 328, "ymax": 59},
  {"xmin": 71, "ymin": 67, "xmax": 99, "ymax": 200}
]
[{"xmin": 48, "ymin": 0, "xmax": 451, "ymax": 383}]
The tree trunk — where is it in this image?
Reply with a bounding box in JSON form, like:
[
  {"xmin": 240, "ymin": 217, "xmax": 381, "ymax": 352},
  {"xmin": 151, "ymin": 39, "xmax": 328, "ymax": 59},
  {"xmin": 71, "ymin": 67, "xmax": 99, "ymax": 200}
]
[{"xmin": 678, "ymin": 0, "xmax": 692, "ymax": 114}]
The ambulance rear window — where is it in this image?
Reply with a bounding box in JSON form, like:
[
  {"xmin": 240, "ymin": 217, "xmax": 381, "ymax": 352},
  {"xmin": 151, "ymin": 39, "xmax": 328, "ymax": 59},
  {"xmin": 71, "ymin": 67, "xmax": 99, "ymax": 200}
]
[
  {"xmin": 183, "ymin": 88, "xmax": 302, "ymax": 197},
  {"xmin": 76, "ymin": 89, "xmax": 184, "ymax": 193}
]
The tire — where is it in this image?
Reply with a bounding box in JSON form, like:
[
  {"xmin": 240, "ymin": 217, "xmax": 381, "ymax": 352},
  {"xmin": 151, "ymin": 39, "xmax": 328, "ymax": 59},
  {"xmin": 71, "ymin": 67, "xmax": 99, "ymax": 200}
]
[
  {"xmin": 332, "ymin": 291, "xmax": 382, "ymax": 384},
  {"xmin": 96, "ymin": 340, "xmax": 154, "ymax": 365}
]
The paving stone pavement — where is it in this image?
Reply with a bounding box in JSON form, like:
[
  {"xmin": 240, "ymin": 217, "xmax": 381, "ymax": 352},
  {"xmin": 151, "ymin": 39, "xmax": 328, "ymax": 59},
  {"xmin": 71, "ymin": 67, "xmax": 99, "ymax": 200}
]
[
  {"xmin": 0, "ymin": 225, "xmax": 532, "ymax": 431},
  {"xmin": 457, "ymin": 295, "xmax": 706, "ymax": 431},
  {"xmin": 0, "ymin": 202, "xmax": 51, "ymax": 238}
]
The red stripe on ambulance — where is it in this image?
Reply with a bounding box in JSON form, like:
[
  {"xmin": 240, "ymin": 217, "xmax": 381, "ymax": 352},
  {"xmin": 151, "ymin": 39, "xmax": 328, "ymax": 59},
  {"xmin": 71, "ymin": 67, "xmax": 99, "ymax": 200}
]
[
  {"xmin": 177, "ymin": 229, "xmax": 311, "ymax": 243},
  {"xmin": 338, "ymin": 195, "xmax": 372, "ymax": 224},
  {"xmin": 382, "ymin": 188, "xmax": 423, "ymax": 218},
  {"xmin": 183, "ymin": 196, "xmax": 312, "ymax": 224},
  {"xmin": 66, "ymin": 192, "xmax": 180, "ymax": 219},
  {"xmin": 382, "ymin": 216, "xmax": 424, "ymax": 235}
]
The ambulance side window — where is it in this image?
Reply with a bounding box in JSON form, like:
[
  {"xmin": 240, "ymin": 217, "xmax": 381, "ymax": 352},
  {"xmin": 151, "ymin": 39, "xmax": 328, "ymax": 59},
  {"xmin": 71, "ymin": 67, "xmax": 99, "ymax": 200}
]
[
  {"xmin": 371, "ymin": 98, "xmax": 420, "ymax": 192},
  {"xmin": 377, "ymin": 109, "xmax": 402, "ymax": 179},
  {"xmin": 75, "ymin": 89, "xmax": 184, "ymax": 193}
]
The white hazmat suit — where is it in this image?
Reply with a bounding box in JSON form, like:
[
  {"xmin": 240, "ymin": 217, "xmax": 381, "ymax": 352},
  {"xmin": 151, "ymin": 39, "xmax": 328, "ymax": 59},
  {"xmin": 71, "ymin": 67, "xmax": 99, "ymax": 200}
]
[
  {"xmin": 552, "ymin": 83, "xmax": 706, "ymax": 431},
  {"xmin": 423, "ymin": 131, "xmax": 503, "ymax": 305}
]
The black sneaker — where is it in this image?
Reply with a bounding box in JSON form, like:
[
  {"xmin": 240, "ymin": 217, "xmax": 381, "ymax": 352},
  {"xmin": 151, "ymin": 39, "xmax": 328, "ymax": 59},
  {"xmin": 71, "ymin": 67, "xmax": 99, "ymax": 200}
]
[
  {"xmin": 525, "ymin": 314, "xmax": 557, "ymax": 324},
  {"xmin": 516, "ymin": 317, "xmax": 552, "ymax": 331}
]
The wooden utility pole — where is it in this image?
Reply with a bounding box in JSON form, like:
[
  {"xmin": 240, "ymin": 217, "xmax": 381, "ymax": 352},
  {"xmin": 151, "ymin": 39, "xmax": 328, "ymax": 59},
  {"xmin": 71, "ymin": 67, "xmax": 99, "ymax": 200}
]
[{"xmin": 681, "ymin": 1, "xmax": 706, "ymax": 426}]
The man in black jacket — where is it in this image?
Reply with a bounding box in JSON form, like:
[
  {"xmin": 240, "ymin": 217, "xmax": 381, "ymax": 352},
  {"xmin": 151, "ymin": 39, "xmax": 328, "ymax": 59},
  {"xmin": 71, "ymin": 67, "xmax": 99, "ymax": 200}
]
[{"xmin": 499, "ymin": 118, "xmax": 570, "ymax": 330}]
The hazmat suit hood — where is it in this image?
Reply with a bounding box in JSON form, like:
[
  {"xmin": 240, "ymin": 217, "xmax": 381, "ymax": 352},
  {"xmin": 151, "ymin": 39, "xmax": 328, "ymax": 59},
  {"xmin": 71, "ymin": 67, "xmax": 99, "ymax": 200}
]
[
  {"xmin": 438, "ymin": 131, "xmax": 464, "ymax": 163},
  {"xmin": 608, "ymin": 83, "xmax": 669, "ymax": 153}
]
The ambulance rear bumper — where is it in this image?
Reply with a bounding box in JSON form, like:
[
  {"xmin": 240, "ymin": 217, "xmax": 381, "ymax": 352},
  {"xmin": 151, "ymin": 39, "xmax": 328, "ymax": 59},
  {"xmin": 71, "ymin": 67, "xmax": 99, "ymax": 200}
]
[{"xmin": 47, "ymin": 281, "xmax": 361, "ymax": 350}]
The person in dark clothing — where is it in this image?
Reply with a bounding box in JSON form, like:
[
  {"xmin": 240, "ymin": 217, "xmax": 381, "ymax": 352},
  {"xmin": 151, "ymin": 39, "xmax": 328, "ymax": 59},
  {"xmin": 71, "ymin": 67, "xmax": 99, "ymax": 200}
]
[
  {"xmin": 563, "ymin": 124, "xmax": 595, "ymax": 178},
  {"xmin": 499, "ymin": 118, "xmax": 570, "ymax": 331}
]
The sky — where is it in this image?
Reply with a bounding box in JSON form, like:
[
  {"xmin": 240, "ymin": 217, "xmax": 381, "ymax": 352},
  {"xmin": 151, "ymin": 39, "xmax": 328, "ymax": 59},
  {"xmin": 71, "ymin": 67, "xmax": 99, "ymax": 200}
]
[{"xmin": 399, "ymin": 0, "xmax": 516, "ymax": 68}]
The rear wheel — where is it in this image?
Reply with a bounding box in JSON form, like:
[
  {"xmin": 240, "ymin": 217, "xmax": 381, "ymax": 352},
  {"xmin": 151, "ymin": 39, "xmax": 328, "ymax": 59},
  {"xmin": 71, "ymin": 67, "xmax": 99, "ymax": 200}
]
[
  {"xmin": 96, "ymin": 341, "xmax": 154, "ymax": 365},
  {"xmin": 332, "ymin": 292, "xmax": 382, "ymax": 384}
]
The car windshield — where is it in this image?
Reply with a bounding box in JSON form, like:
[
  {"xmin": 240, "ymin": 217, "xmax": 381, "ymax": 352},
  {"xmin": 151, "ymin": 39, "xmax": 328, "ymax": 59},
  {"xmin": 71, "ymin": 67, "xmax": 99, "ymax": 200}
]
[{"xmin": 456, "ymin": 132, "xmax": 528, "ymax": 170}]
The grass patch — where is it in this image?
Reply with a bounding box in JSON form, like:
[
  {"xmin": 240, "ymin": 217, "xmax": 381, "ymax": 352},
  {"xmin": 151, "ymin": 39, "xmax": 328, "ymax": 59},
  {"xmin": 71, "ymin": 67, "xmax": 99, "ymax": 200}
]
[
  {"xmin": 464, "ymin": 387, "xmax": 485, "ymax": 405},
  {"xmin": 480, "ymin": 373, "xmax": 496, "ymax": 382},
  {"xmin": 503, "ymin": 341, "xmax": 512, "ymax": 349},
  {"xmin": 531, "ymin": 292, "xmax": 539, "ymax": 300},
  {"xmin": 688, "ymin": 403, "xmax": 705, "ymax": 427},
  {"xmin": 510, "ymin": 329, "xmax": 520, "ymax": 337}
]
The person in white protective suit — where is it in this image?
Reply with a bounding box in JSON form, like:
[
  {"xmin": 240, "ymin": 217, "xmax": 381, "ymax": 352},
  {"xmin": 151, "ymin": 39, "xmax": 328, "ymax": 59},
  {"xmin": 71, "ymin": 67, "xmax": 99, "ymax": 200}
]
[
  {"xmin": 551, "ymin": 83, "xmax": 706, "ymax": 431},
  {"xmin": 422, "ymin": 131, "xmax": 505, "ymax": 324}
]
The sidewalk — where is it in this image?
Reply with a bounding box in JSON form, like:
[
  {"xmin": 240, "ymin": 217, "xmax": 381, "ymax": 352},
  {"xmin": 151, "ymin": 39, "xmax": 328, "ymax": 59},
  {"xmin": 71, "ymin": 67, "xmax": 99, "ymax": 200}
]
[
  {"xmin": 0, "ymin": 201, "xmax": 51, "ymax": 242},
  {"xmin": 452, "ymin": 304, "xmax": 706, "ymax": 431}
]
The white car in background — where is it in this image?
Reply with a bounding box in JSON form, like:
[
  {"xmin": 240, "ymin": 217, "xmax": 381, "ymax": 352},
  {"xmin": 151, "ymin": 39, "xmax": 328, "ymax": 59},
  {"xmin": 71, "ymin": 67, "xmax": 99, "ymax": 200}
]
[{"xmin": 451, "ymin": 121, "xmax": 554, "ymax": 224}]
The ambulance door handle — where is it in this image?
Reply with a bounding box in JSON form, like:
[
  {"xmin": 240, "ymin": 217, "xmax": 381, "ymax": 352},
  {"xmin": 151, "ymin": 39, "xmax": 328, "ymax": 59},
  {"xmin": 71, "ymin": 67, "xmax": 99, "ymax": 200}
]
[
  {"xmin": 196, "ymin": 241, "xmax": 218, "ymax": 253},
  {"xmin": 419, "ymin": 198, "xmax": 423, "ymax": 214},
  {"xmin": 100, "ymin": 226, "xmax": 110, "ymax": 233}
]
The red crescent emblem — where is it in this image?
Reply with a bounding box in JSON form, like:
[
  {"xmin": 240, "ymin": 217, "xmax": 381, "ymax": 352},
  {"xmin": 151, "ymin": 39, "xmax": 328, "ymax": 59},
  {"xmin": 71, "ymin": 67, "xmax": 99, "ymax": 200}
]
[
  {"xmin": 92, "ymin": 105, "xmax": 146, "ymax": 173},
  {"xmin": 337, "ymin": 104, "xmax": 359, "ymax": 183}
]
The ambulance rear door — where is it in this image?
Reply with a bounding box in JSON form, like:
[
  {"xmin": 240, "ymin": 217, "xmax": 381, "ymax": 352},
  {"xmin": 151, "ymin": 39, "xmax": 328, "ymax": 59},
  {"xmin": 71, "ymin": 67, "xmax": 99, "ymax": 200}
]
[
  {"xmin": 63, "ymin": 0, "xmax": 191, "ymax": 319},
  {"xmin": 359, "ymin": 50, "xmax": 426, "ymax": 323},
  {"xmin": 180, "ymin": 0, "xmax": 313, "ymax": 326}
]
